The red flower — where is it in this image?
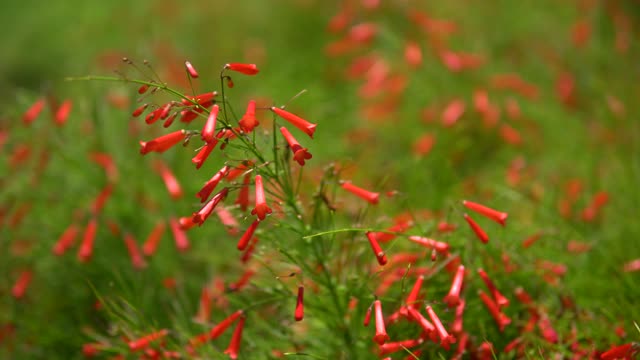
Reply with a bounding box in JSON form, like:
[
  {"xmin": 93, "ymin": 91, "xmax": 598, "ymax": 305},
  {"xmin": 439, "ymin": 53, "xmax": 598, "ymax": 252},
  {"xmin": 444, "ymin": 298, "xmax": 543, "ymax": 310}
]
[
  {"xmin": 178, "ymin": 216, "xmax": 196, "ymax": 231},
  {"xmin": 153, "ymin": 160, "xmax": 182, "ymax": 200},
  {"xmin": 280, "ymin": 126, "xmax": 313, "ymax": 166},
  {"xmin": 425, "ymin": 305, "xmax": 456, "ymax": 350},
  {"xmin": 407, "ymin": 235, "xmax": 450, "ymax": 253},
  {"xmin": 192, "ymin": 140, "xmax": 219, "ymax": 170},
  {"xmin": 169, "ymin": 217, "xmax": 190, "ymax": 252},
  {"xmin": 463, "ymin": 200, "xmax": 508, "ymax": 226},
  {"xmin": 363, "ymin": 303, "xmax": 373, "ymax": 326},
  {"xmin": 224, "ymin": 315, "xmax": 246, "ymax": 359},
  {"xmin": 271, "ymin": 107, "xmax": 317, "ymax": 138},
  {"xmin": 139, "ymin": 130, "xmax": 186, "ymax": 155},
  {"xmin": 193, "ymin": 188, "xmax": 229, "ymax": 225},
  {"xmin": 12, "ymin": 270, "xmax": 33, "ymax": 299},
  {"xmin": 237, "ymin": 220, "xmax": 259, "ymax": 251},
  {"xmin": 142, "ymin": 221, "xmax": 165, "ymax": 256},
  {"xmin": 478, "ymin": 268, "xmax": 509, "ymax": 308},
  {"xmin": 463, "ymin": 213, "xmax": 489, "ymax": 244},
  {"xmin": 366, "ymin": 231, "xmax": 387, "ymax": 266},
  {"xmin": 182, "ymin": 91, "xmax": 217, "ymax": 106},
  {"xmin": 23, "ymin": 98, "xmax": 46, "ymax": 125},
  {"xmin": 78, "ymin": 218, "xmax": 98, "ymax": 262},
  {"xmin": 128, "ymin": 329, "xmax": 169, "ymax": 352},
  {"xmin": 210, "ymin": 310, "xmax": 244, "ymax": 340},
  {"xmin": 372, "ymin": 300, "xmax": 389, "ymax": 345},
  {"xmin": 340, "ymin": 181, "xmax": 379, "ymax": 205},
  {"xmin": 443, "ymin": 265, "xmax": 465, "ymax": 308},
  {"xmin": 294, "ymin": 285, "xmax": 304, "ymax": 321},
  {"xmin": 251, "ymin": 175, "xmax": 272, "ymax": 221},
  {"xmin": 201, "ymin": 105, "xmax": 219, "ymax": 143},
  {"xmin": 239, "ymin": 100, "xmax": 259, "ymax": 133},
  {"xmin": 600, "ymin": 343, "xmax": 636, "ymax": 360},
  {"xmin": 405, "ymin": 275, "xmax": 424, "ymax": 309},
  {"xmin": 406, "ymin": 307, "xmax": 436, "ymax": 339},
  {"xmin": 451, "ymin": 299, "xmax": 466, "ymax": 334},
  {"xmin": 478, "ymin": 291, "xmax": 511, "ymax": 332},
  {"xmin": 185, "ymin": 61, "xmax": 199, "ymax": 78},
  {"xmin": 52, "ymin": 223, "xmax": 79, "ymax": 256},
  {"xmin": 379, "ymin": 338, "xmax": 423, "ymax": 356},
  {"xmin": 224, "ymin": 63, "xmax": 259, "ymax": 75},
  {"xmin": 235, "ymin": 173, "xmax": 251, "ymax": 211},
  {"xmin": 54, "ymin": 99, "xmax": 72, "ymax": 126},
  {"xmin": 123, "ymin": 233, "xmax": 145, "ymax": 269}
]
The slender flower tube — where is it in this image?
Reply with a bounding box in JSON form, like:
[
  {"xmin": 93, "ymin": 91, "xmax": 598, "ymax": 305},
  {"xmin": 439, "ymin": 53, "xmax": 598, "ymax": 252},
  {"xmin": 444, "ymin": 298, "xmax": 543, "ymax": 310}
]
[
  {"xmin": 178, "ymin": 216, "xmax": 196, "ymax": 231},
  {"xmin": 53, "ymin": 223, "xmax": 79, "ymax": 256},
  {"xmin": 425, "ymin": 305, "xmax": 456, "ymax": 350},
  {"xmin": 201, "ymin": 105, "xmax": 219, "ymax": 143},
  {"xmin": 280, "ymin": 126, "xmax": 313, "ymax": 166},
  {"xmin": 444, "ymin": 265, "xmax": 465, "ymax": 308},
  {"xmin": 463, "ymin": 200, "xmax": 508, "ymax": 226},
  {"xmin": 169, "ymin": 217, "xmax": 190, "ymax": 252},
  {"xmin": 463, "ymin": 213, "xmax": 489, "ymax": 244},
  {"xmin": 78, "ymin": 218, "xmax": 98, "ymax": 262},
  {"xmin": 451, "ymin": 299, "xmax": 466, "ymax": 334},
  {"xmin": 128, "ymin": 329, "xmax": 169, "ymax": 352},
  {"xmin": 271, "ymin": 107, "xmax": 317, "ymax": 138},
  {"xmin": 241, "ymin": 237, "xmax": 258, "ymax": 263},
  {"xmin": 140, "ymin": 130, "xmax": 186, "ymax": 155},
  {"xmin": 11, "ymin": 270, "xmax": 33, "ymax": 299},
  {"xmin": 405, "ymin": 275, "xmax": 424, "ymax": 309},
  {"xmin": 142, "ymin": 221, "xmax": 165, "ymax": 256},
  {"xmin": 191, "ymin": 139, "xmax": 219, "ymax": 169},
  {"xmin": 478, "ymin": 291, "xmax": 511, "ymax": 332},
  {"xmin": 237, "ymin": 220, "xmax": 259, "ymax": 251},
  {"xmin": 195, "ymin": 287, "xmax": 211, "ymax": 323},
  {"xmin": 373, "ymin": 300, "xmax": 390, "ymax": 345},
  {"xmin": 197, "ymin": 165, "xmax": 229, "ymax": 203},
  {"xmin": 235, "ymin": 173, "xmax": 251, "ymax": 211},
  {"xmin": 90, "ymin": 184, "xmax": 113, "ymax": 215},
  {"xmin": 193, "ymin": 188, "xmax": 229, "ymax": 225},
  {"xmin": 224, "ymin": 63, "xmax": 259, "ymax": 75},
  {"xmin": 153, "ymin": 160, "xmax": 182, "ymax": 199},
  {"xmin": 182, "ymin": 91, "xmax": 217, "ymax": 106},
  {"xmin": 224, "ymin": 315, "xmax": 246, "ymax": 359},
  {"xmin": 478, "ymin": 268, "xmax": 510, "ymax": 308},
  {"xmin": 229, "ymin": 269, "xmax": 255, "ymax": 291},
  {"xmin": 23, "ymin": 98, "xmax": 46, "ymax": 125},
  {"xmin": 251, "ymin": 175, "xmax": 272, "ymax": 221},
  {"xmin": 366, "ymin": 231, "xmax": 387, "ymax": 265},
  {"xmin": 363, "ymin": 304, "xmax": 373, "ymax": 326},
  {"xmin": 210, "ymin": 310, "xmax": 244, "ymax": 341},
  {"xmin": 341, "ymin": 181, "xmax": 379, "ymax": 205},
  {"xmin": 294, "ymin": 286, "xmax": 305, "ymax": 321},
  {"xmin": 55, "ymin": 99, "xmax": 72, "ymax": 126},
  {"xmin": 406, "ymin": 307, "xmax": 436, "ymax": 338},
  {"xmin": 185, "ymin": 61, "xmax": 199, "ymax": 78},
  {"xmin": 379, "ymin": 338, "xmax": 423, "ymax": 356},
  {"xmin": 408, "ymin": 236, "xmax": 450, "ymax": 253},
  {"xmin": 123, "ymin": 233, "xmax": 145, "ymax": 269},
  {"xmin": 239, "ymin": 100, "xmax": 259, "ymax": 133}
]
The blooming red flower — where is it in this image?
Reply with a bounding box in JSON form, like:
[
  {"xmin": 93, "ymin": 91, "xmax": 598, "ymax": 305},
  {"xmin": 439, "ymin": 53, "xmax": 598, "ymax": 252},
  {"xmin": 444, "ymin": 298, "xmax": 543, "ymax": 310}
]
[
  {"xmin": 280, "ymin": 126, "xmax": 313, "ymax": 166},
  {"xmin": 425, "ymin": 305, "xmax": 456, "ymax": 350},
  {"xmin": 201, "ymin": 105, "xmax": 219, "ymax": 143},
  {"xmin": 366, "ymin": 231, "xmax": 387, "ymax": 266},
  {"xmin": 142, "ymin": 221, "xmax": 165, "ymax": 256},
  {"xmin": 251, "ymin": 175, "xmax": 272, "ymax": 221},
  {"xmin": 372, "ymin": 300, "xmax": 389, "ymax": 345},
  {"xmin": 463, "ymin": 213, "xmax": 489, "ymax": 244},
  {"xmin": 185, "ymin": 61, "xmax": 199, "ymax": 78},
  {"xmin": 140, "ymin": 130, "xmax": 186, "ymax": 155},
  {"xmin": 53, "ymin": 223, "xmax": 79, "ymax": 256},
  {"xmin": 463, "ymin": 200, "xmax": 508, "ymax": 226},
  {"xmin": 191, "ymin": 139, "xmax": 219, "ymax": 170},
  {"xmin": 225, "ymin": 63, "xmax": 259, "ymax": 75},
  {"xmin": 23, "ymin": 98, "xmax": 46, "ymax": 125},
  {"xmin": 78, "ymin": 218, "xmax": 98, "ymax": 262},
  {"xmin": 169, "ymin": 217, "xmax": 190, "ymax": 252},
  {"xmin": 239, "ymin": 100, "xmax": 259, "ymax": 133},
  {"xmin": 181, "ymin": 91, "xmax": 217, "ymax": 106},
  {"xmin": 224, "ymin": 315, "xmax": 246, "ymax": 359},
  {"xmin": 193, "ymin": 188, "xmax": 229, "ymax": 225},
  {"xmin": 600, "ymin": 343, "xmax": 636, "ymax": 360},
  {"xmin": 237, "ymin": 220, "xmax": 259, "ymax": 251},
  {"xmin": 271, "ymin": 107, "xmax": 317, "ymax": 138},
  {"xmin": 153, "ymin": 160, "xmax": 182, "ymax": 200},
  {"xmin": 478, "ymin": 268, "xmax": 510, "ymax": 308},
  {"xmin": 210, "ymin": 310, "xmax": 244, "ymax": 341},
  {"xmin": 340, "ymin": 181, "xmax": 379, "ymax": 205},
  {"xmin": 128, "ymin": 329, "xmax": 169, "ymax": 352},
  {"xmin": 478, "ymin": 291, "xmax": 511, "ymax": 332},
  {"xmin": 443, "ymin": 265, "xmax": 465, "ymax": 308},
  {"xmin": 54, "ymin": 99, "xmax": 72, "ymax": 126},
  {"xmin": 294, "ymin": 285, "xmax": 304, "ymax": 321}
]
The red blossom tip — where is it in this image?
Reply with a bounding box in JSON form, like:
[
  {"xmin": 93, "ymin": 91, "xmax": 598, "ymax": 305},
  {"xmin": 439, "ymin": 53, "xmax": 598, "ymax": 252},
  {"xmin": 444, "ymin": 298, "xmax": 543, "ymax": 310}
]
[{"xmin": 225, "ymin": 63, "xmax": 259, "ymax": 75}]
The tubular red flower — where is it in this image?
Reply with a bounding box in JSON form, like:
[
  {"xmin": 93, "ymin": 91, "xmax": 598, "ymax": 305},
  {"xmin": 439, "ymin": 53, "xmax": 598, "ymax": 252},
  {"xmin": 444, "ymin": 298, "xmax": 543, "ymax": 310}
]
[
  {"xmin": 478, "ymin": 291, "xmax": 511, "ymax": 332},
  {"xmin": 237, "ymin": 220, "xmax": 259, "ymax": 251},
  {"xmin": 373, "ymin": 300, "xmax": 390, "ymax": 345},
  {"xmin": 251, "ymin": 175, "xmax": 272, "ymax": 221},
  {"xmin": 181, "ymin": 91, "xmax": 217, "ymax": 106},
  {"xmin": 239, "ymin": 100, "xmax": 259, "ymax": 133},
  {"xmin": 235, "ymin": 173, "xmax": 251, "ymax": 211},
  {"xmin": 23, "ymin": 98, "xmax": 46, "ymax": 125},
  {"xmin": 224, "ymin": 315, "xmax": 246, "ymax": 359},
  {"xmin": 53, "ymin": 223, "xmax": 79, "ymax": 256},
  {"xmin": 140, "ymin": 130, "xmax": 186, "ymax": 155},
  {"xmin": 294, "ymin": 285, "xmax": 304, "ymax": 321},
  {"xmin": 178, "ymin": 216, "xmax": 196, "ymax": 231},
  {"xmin": 78, "ymin": 218, "xmax": 98, "ymax": 263},
  {"xmin": 363, "ymin": 303, "xmax": 373, "ymax": 326},
  {"xmin": 11, "ymin": 270, "xmax": 33, "ymax": 299},
  {"xmin": 463, "ymin": 200, "xmax": 508, "ymax": 226},
  {"xmin": 191, "ymin": 140, "xmax": 219, "ymax": 169},
  {"xmin": 123, "ymin": 233, "xmax": 145, "ymax": 269},
  {"xmin": 271, "ymin": 107, "xmax": 317, "ymax": 138},
  {"xmin": 224, "ymin": 63, "xmax": 259, "ymax": 75},
  {"xmin": 55, "ymin": 99, "xmax": 72, "ymax": 126},
  {"xmin": 146, "ymin": 108, "xmax": 163, "ymax": 124},
  {"xmin": 216, "ymin": 206, "xmax": 239, "ymax": 235},
  {"xmin": 407, "ymin": 236, "xmax": 450, "ymax": 253},
  {"xmin": 90, "ymin": 184, "xmax": 113, "ymax": 215},
  {"xmin": 210, "ymin": 310, "xmax": 244, "ymax": 340},
  {"xmin": 463, "ymin": 213, "xmax": 489, "ymax": 244},
  {"xmin": 241, "ymin": 236, "xmax": 258, "ymax": 263},
  {"xmin": 366, "ymin": 231, "xmax": 387, "ymax": 266},
  {"xmin": 425, "ymin": 305, "xmax": 455, "ymax": 350},
  {"xmin": 341, "ymin": 181, "xmax": 379, "ymax": 205},
  {"xmin": 201, "ymin": 105, "xmax": 219, "ymax": 143},
  {"xmin": 451, "ymin": 299, "xmax": 466, "ymax": 334},
  {"xmin": 379, "ymin": 338, "xmax": 423, "ymax": 356},
  {"xmin": 406, "ymin": 306, "xmax": 436, "ymax": 337},
  {"xmin": 229, "ymin": 269, "xmax": 255, "ymax": 291},
  {"xmin": 128, "ymin": 329, "xmax": 169, "ymax": 352},
  {"xmin": 185, "ymin": 61, "xmax": 199, "ymax": 78},
  {"xmin": 169, "ymin": 217, "xmax": 190, "ymax": 252},
  {"xmin": 193, "ymin": 188, "xmax": 229, "ymax": 225},
  {"xmin": 405, "ymin": 275, "xmax": 424, "ymax": 309},
  {"xmin": 280, "ymin": 126, "xmax": 313, "ymax": 166},
  {"xmin": 600, "ymin": 343, "xmax": 635, "ymax": 360},
  {"xmin": 444, "ymin": 265, "xmax": 465, "ymax": 308},
  {"xmin": 153, "ymin": 160, "xmax": 182, "ymax": 200},
  {"xmin": 195, "ymin": 287, "xmax": 211, "ymax": 323},
  {"xmin": 142, "ymin": 221, "xmax": 165, "ymax": 256},
  {"xmin": 138, "ymin": 84, "xmax": 149, "ymax": 94},
  {"xmin": 478, "ymin": 268, "xmax": 510, "ymax": 308}
]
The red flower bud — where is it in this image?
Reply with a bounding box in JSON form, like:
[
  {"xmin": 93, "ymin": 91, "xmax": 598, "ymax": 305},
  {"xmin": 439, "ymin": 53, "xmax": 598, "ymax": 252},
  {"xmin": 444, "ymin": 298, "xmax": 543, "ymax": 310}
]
[
  {"xmin": 443, "ymin": 265, "xmax": 465, "ymax": 308},
  {"xmin": 201, "ymin": 105, "xmax": 219, "ymax": 143},
  {"xmin": 463, "ymin": 200, "xmax": 508, "ymax": 226},
  {"xmin": 23, "ymin": 98, "xmax": 46, "ymax": 125},
  {"xmin": 139, "ymin": 130, "xmax": 186, "ymax": 155},
  {"xmin": 239, "ymin": 100, "xmax": 259, "ymax": 133},
  {"xmin": 185, "ymin": 61, "xmax": 199, "ymax": 78},
  {"xmin": 340, "ymin": 181, "xmax": 379, "ymax": 205},
  {"xmin": 373, "ymin": 300, "xmax": 390, "ymax": 345},
  {"xmin": 366, "ymin": 231, "xmax": 387, "ymax": 266},
  {"xmin": 78, "ymin": 218, "xmax": 98, "ymax": 263},
  {"xmin": 251, "ymin": 175, "xmax": 272, "ymax": 221},
  {"xmin": 271, "ymin": 107, "xmax": 317, "ymax": 138},
  {"xmin": 280, "ymin": 126, "xmax": 312, "ymax": 166},
  {"xmin": 224, "ymin": 63, "xmax": 259, "ymax": 75},
  {"xmin": 294, "ymin": 285, "xmax": 304, "ymax": 321},
  {"xmin": 237, "ymin": 220, "xmax": 259, "ymax": 251},
  {"xmin": 463, "ymin": 213, "xmax": 489, "ymax": 244}
]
